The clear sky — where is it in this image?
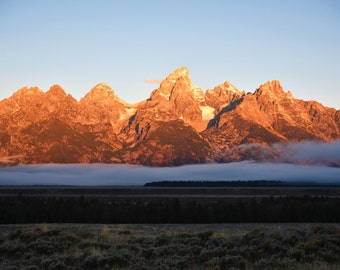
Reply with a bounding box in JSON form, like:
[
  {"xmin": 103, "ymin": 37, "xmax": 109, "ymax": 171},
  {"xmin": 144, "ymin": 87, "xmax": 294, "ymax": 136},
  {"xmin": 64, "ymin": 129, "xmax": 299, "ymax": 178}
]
[{"xmin": 0, "ymin": 0, "xmax": 339, "ymax": 108}]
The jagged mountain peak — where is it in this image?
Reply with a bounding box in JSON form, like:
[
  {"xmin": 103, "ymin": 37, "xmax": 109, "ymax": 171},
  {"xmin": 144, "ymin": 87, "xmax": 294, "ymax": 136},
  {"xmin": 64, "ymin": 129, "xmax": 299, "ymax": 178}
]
[
  {"xmin": 91, "ymin": 82, "xmax": 115, "ymax": 95},
  {"xmin": 166, "ymin": 66, "xmax": 189, "ymax": 80},
  {"xmin": 82, "ymin": 83, "xmax": 118, "ymax": 102},
  {"xmin": 46, "ymin": 84, "xmax": 67, "ymax": 99},
  {"xmin": 0, "ymin": 86, "xmax": 42, "ymax": 114},
  {"xmin": 151, "ymin": 67, "xmax": 192, "ymax": 101},
  {"xmin": 93, "ymin": 82, "xmax": 113, "ymax": 91},
  {"xmin": 205, "ymin": 81, "xmax": 244, "ymax": 110},
  {"xmin": 160, "ymin": 66, "xmax": 191, "ymax": 91},
  {"xmin": 13, "ymin": 86, "xmax": 44, "ymax": 97},
  {"xmin": 253, "ymin": 80, "xmax": 295, "ymax": 103},
  {"xmin": 220, "ymin": 81, "xmax": 242, "ymax": 94},
  {"xmin": 206, "ymin": 81, "xmax": 243, "ymax": 96},
  {"xmin": 256, "ymin": 80, "xmax": 284, "ymax": 95},
  {"xmin": 78, "ymin": 83, "xmax": 130, "ymax": 123}
]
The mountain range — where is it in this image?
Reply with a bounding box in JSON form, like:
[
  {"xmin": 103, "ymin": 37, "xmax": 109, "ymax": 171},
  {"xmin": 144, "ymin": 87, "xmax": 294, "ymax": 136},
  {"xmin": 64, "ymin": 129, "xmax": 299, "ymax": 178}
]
[{"xmin": 1, "ymin": 67, "xmax": 339, "ymax": 166}]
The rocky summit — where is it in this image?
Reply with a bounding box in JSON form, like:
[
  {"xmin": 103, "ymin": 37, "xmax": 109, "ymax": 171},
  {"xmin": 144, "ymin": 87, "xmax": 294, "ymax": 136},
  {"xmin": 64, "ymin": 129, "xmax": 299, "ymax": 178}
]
[{"xmin": 1, "ymin": 67, "xmax": 339, "ymax": 166}]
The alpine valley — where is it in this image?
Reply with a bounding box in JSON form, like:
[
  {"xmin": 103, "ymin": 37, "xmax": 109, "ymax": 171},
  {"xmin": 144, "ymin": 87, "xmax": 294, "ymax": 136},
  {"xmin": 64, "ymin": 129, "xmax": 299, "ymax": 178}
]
[{"xmin": 1, "ymin": 67, "xmax": 340, "ymax": 166}]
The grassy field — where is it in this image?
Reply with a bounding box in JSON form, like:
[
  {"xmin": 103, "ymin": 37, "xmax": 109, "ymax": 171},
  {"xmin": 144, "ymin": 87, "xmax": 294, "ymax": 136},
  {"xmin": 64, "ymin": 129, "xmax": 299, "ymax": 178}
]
[{"xmin": 1, "ymin": 223, "xmax": 339, "ymax": 270}]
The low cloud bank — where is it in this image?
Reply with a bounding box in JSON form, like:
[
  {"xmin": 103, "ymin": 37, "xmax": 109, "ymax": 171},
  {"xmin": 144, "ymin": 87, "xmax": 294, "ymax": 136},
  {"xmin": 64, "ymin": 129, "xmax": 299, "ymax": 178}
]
[
  {"xmin": 278, "ymin": 140, "xmax": 340, "ymax": 166},
  {"xmin": 228, "ymin": 140, "xmax": 340, "ymax": 167},
  {"xmin": 1, "ymin": 141, "xmax": 339, "ymax": 186},
  {"xmin": 0, "ymin": 162, "xmax": 339, "ymax": 186}
]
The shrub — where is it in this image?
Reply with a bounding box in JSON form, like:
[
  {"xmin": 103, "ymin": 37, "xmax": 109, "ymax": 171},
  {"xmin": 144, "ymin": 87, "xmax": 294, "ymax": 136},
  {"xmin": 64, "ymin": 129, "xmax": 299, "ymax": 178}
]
[
  {"xmin": 0, "ymin": 265, "xmax": 19, "ymax": 270},
  {"xmin": 141, "ymin": 248, "xmax": 155, "ymax": 260},
  {"xmin": 118, "ymin": 229, "xmax": 133, "ymax": 236},
  {"xmin": 220, "ymin": 255, "xmax": 246, "ymax": 270},
  {"xmin": 63, "ymin": 254, "xmax": 81, "ymax": 267},
  {"xmin": 188, "ymin": 245, "xmax": 202, "ymax": 256},
  {"xmin": 74, "ymin": 228, "xmax": 94, "ymax": 239},
  {"xmin": 47, "ymin": 261, "xmax": 67, "ymax": 270},
  {"xmin": 41, "ymin": 256, "xmax": 65, "ymax": 270},
  {"xmin": 197, "ymin": 230, "xmax": 214, "ymax": 242},
  {"xmin": 23, "ymin": 266, "xmax": 39, "ymax": 270},
  {"xmin": 29, "ymin": 240, "xmax": 54, "ymax": 255},
  {"xmin": 204, "ymin": 257, "xmax": 221, "ymax": 269},
  {"xmin": 81, "ymin": 254, "xmax": 98, "ymax": 269},
  {"xmin": 199, "ymin": 248, "xmax": 218, "ymax": 263},
  {"xmin": 175, "ymin": 232, "xmax": 192, "ymax": 239},
  {"xmin": 40, "ymin": 223, "xmax": 49, "ymax": 234},
  {"xmin": 155, "ymin": 235, "xmax": 171, "ymax": 246},
  {"xmin": 100, "ymin": 225, "xmax": 110, "ymax": 241},
  {"xmin": 98, "ymin": 254, "xmax": 128, "ymax": 268}
]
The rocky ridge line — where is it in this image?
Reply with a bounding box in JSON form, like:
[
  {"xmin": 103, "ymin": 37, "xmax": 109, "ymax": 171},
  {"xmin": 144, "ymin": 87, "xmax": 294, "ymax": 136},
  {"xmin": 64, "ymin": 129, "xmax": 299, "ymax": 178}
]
[{"xmin": 0, "ymin": 67, "xmax": 339, "ymax": 166}]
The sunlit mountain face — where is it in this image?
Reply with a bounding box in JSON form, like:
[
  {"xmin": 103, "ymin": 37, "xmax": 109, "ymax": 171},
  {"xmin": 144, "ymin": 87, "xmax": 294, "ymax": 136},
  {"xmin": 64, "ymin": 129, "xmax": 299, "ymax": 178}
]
[{"xmin": 0, "ymin": 67, "xmax": 340, "ymax": 167}]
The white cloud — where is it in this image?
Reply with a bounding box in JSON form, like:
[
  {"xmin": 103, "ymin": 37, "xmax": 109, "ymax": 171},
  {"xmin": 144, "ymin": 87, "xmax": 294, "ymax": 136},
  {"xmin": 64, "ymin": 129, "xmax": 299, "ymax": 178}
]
[{"xmin": 229, "ymin": 140, "xmax": 340, "ymax": 167}]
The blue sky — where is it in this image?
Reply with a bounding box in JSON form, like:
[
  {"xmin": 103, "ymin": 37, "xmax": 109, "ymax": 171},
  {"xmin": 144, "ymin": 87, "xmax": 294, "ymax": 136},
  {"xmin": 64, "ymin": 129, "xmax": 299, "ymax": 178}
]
[{"xmin": 0, "ymin": 0, "xmax": 339, "ymax": 108}]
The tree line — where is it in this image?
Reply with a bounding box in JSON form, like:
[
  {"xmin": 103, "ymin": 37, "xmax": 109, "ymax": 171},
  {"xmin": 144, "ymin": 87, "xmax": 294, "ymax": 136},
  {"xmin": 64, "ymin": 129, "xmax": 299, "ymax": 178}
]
[
  {"xmin": 1, "ymin": 195, "xmax": 340, "ymax": 223},
  {"xmin": 144, "ymin": 180, "xmax": 340, "ymax": 187}
]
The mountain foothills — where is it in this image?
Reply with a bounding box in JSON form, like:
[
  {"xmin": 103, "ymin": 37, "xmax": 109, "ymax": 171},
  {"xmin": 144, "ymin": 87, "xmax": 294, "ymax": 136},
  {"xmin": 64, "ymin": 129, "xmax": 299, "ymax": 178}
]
[{"xmin": 1, "ymin": 67, "xmax": 340, "ymax": 166}]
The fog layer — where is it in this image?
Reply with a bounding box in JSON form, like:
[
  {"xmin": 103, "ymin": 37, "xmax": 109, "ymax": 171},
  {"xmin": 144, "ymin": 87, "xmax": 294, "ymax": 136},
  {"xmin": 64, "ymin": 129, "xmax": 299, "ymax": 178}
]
[
  {"xmin": 229, "ymin": 140, "xmax": 340, "ymax": 167},
  {"xmin": 1, "ymin": 141, "xmax": 339, "ymax": 186},
  {"xmin": 0, "ymin": 162, "xmax": 339, "ymax": 186}
]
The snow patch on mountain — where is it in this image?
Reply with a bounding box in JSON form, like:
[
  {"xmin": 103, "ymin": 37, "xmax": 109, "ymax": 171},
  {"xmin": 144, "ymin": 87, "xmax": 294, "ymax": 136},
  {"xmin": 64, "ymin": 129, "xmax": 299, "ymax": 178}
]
[
  {"xmin": 200, "ymin": 106, "xmax": 215, "ymax": 120},
  {"xmin": 159, "ymin": 91, "xmax": 170, "ymax": 100},
  {"xmin": 119, "ymin": 107, "xmax": 136, "ymax": 120}
]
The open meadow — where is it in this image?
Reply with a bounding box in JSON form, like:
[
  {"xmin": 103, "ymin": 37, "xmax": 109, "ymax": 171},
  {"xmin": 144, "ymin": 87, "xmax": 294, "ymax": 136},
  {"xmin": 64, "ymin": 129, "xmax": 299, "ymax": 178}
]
[{"xmin": 1, "ymin": 223, "xmax": 340, "ymax": 270}]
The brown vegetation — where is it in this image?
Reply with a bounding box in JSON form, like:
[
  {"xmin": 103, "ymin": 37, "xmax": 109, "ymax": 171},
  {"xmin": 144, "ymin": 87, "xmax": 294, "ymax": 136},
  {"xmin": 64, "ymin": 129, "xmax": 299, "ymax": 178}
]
[{"xmin": 0, "ymin": 224, "xmax": 339, "ymax": 269}]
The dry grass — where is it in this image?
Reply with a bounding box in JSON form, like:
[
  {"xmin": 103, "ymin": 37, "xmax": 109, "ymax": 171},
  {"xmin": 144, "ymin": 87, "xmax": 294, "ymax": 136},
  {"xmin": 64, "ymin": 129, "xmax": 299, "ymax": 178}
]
[
  {"xmin": 39, "ymin": 223, "xmax": 49, "ymax": 233},
  {"xmin": 0, "ymin": 224, "xmax": 339, "ymax": 270},
  {"xmin": 100, "ymin": 225, "xmax": 110, "ymax": 241}
]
